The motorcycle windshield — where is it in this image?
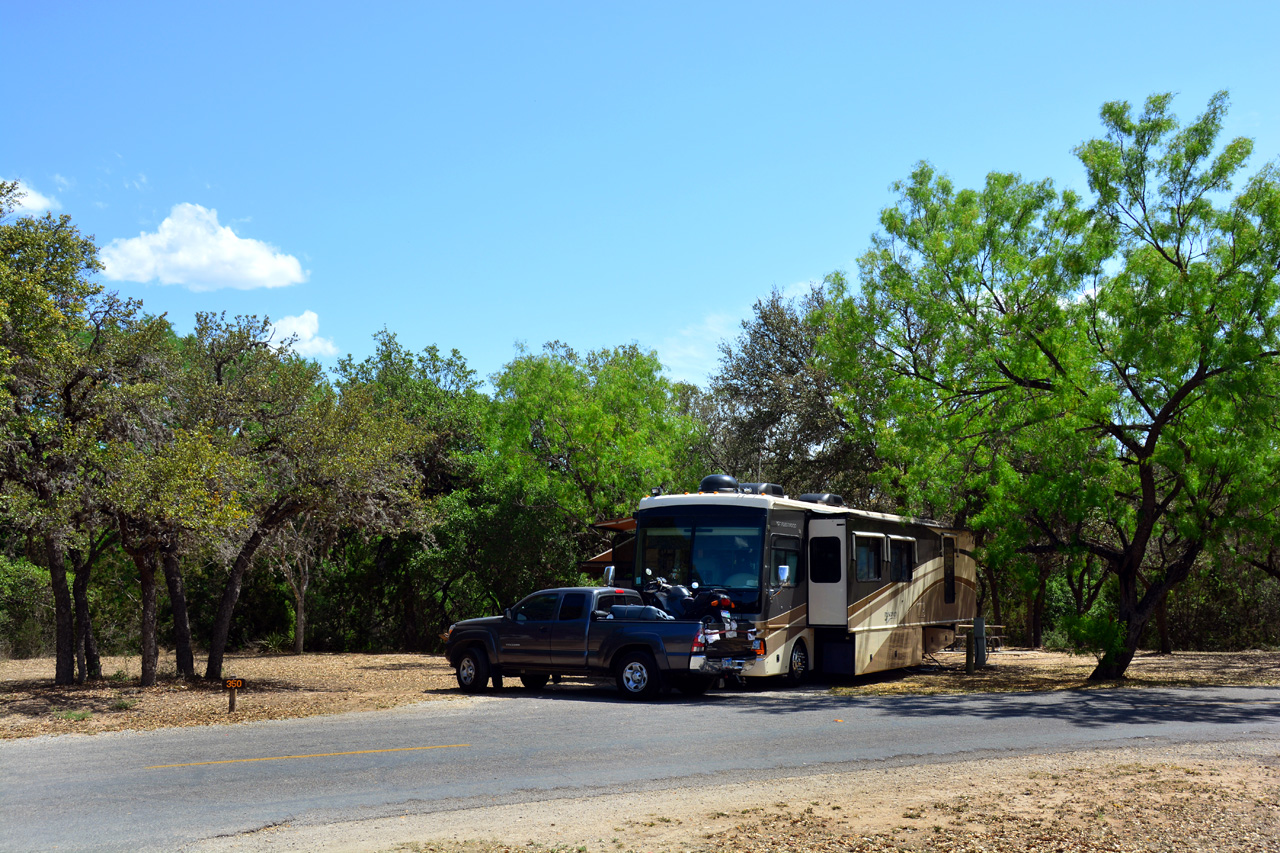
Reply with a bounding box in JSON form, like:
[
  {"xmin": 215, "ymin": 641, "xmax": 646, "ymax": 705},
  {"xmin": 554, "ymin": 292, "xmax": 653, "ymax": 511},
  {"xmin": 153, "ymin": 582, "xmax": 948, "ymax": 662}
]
[{"xmin": 635, "ymin": 508, "xmax": 766, "ymax": 613}]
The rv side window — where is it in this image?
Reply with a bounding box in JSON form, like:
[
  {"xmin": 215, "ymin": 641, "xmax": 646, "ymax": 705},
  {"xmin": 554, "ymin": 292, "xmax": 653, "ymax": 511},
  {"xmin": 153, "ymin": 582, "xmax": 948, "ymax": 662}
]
[
  {"xmin": 770, "ymin": 535, "xmax": 802, "ymax": 586},
  {"xmin": 889, "ymin": 537, "xmax": 915, "ymax": 582},
  {"xmin": 809, "ymin": 537, "xmax": 841, "ymax": 583},
  {"xmin": 855, "ymin": 536, "xmax": 883, "ymax": 582},
  {"xmin": 943, "ymin": 537, "xmax": 957, "ymax": 604}
]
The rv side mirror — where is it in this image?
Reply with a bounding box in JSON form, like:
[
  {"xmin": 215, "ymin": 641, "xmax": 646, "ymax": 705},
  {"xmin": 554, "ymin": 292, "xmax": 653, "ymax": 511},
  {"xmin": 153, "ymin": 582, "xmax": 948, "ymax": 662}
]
[
  {"xmin": 602, "ymin": 565, "xmax": 616, "ymax": 586},
  {"xmin": 777, "ymin": 565, "xmax": 790, "ymax": 586}
]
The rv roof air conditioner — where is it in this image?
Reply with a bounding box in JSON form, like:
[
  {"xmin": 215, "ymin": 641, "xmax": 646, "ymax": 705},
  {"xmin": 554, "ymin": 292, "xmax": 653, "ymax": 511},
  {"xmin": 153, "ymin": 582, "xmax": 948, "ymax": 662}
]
[
  {"xmin": 799, "ymin": 493, "xmax": 845, "ymax": 506},
  {"xmin": 741, "ymin": 482, "xmax": 785, "ymax": 497},
  {"xmin": 699, "ymin": 474, "xmax": 741, "ymax": 493}
]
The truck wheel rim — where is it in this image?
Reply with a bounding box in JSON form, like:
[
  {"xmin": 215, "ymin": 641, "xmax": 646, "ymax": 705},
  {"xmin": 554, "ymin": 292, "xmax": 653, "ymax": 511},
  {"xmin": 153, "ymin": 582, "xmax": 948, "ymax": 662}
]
[
  {"xmin": 459, "ymin": 658, "xmax": 476, "ymax": 685},
  {"xmin": 622, "ymin": 662, "xmax": 649, "ymax": 692}
]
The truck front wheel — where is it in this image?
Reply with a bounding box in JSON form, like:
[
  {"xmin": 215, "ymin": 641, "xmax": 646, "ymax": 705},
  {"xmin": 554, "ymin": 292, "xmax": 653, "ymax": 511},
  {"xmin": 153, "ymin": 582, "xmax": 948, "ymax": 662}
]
[
  {"xmin": 455, "ymin": 648, "xmax": 491, "ymax": 693},
  {"xmin": 615, "ymin": 651, "xmax": 663, "ymax": 700}
]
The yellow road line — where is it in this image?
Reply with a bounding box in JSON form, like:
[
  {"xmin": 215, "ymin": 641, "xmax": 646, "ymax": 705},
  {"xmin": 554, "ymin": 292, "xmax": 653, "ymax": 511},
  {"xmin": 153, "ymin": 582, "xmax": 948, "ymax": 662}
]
[{"xmin": 145, "ymin": 743, "xmax": 469, "ymax": 770}]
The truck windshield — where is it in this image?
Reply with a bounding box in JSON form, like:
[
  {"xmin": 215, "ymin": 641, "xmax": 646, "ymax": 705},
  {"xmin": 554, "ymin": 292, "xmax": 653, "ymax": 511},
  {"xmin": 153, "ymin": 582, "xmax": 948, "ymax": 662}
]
[{"xmin": 634, "ymin": 509, "xmax": 765, "ymax": 612}]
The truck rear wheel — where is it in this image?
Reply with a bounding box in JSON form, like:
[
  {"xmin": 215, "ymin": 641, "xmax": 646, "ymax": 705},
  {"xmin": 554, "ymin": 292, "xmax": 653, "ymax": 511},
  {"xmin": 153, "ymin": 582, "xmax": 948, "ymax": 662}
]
[
  {"xmin": 455, "ymin": 648, "xmax": 490, "ymax": 693},
  {"xmin": 615, "ymin": 651, "xmax": 663, "ymax": 700}
]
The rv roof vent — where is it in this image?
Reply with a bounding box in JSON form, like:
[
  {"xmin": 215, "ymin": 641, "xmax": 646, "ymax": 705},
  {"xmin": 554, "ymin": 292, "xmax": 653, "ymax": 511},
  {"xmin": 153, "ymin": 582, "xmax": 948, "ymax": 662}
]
[
  {"xmin": 799, "ymin": 492, "xmax": 845, "ymax": 507},
  {"xmin": 741, "ymin": 482, "xmax": 785, "ymax": 497},
  {"xmin": 699, "ymin": 474, "xmax": 741, "ymax": 493}
]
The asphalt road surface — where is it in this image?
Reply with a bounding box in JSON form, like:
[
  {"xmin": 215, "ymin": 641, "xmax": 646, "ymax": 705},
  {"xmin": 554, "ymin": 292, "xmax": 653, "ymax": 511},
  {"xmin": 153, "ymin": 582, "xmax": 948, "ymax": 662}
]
[{"xmin": 4, "ymin": 681, "xmax": 1280, "ymax": 852}]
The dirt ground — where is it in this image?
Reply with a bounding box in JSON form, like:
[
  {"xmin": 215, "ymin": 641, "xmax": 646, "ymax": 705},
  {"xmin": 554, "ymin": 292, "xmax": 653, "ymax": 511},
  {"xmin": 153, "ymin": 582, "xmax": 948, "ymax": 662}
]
[{"xmin": 6, "ymin": 649, "xmax": 1280, "ymax": 852}]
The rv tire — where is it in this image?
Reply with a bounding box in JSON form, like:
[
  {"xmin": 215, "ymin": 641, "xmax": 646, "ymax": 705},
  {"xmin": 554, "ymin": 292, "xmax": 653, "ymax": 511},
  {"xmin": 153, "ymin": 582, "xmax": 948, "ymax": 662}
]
[
  {"xmin": 520, "ymin": 673, "xmax": 550, "ymax": 690},
  {"xmin": 786, "ymin": 640, "xmax": 809, "ymax": 687}
]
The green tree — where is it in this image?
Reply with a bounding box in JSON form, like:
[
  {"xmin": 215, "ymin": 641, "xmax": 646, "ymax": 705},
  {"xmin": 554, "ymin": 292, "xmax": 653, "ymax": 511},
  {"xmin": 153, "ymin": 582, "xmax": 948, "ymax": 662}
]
[
  {"xmin": 0, "ymin": 182, "xmax": 170, "ymax": 683},
  {"xmin": 708, "ymin": 284, "xmax": 883, "ymax": 504},
  {"xmin": 820, "ymin": 91, "xmax": 1280, "ymax": 679}
]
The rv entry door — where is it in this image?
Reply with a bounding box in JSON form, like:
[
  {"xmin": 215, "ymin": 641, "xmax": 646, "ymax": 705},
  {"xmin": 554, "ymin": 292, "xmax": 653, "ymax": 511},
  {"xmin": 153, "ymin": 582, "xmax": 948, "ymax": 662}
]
[{"xmin": 807, "ymin": 518, "xmax": 847, "ymax": 626}]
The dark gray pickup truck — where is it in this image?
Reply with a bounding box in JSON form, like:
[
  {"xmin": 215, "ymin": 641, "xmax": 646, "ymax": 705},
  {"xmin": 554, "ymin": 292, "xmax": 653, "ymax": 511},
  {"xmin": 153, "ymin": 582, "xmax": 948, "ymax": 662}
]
[{"xmin": 443, "ymin": 586, "xmax": 760, "ymax": 699}]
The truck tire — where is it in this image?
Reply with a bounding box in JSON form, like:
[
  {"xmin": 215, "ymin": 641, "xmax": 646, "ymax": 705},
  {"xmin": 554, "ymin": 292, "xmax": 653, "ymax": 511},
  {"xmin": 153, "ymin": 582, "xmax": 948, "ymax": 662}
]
[
  {"xmin": 520, "ymin": 673, "xmax": 549, "ymax": 691},
  {"xmin": 455, "ymin": 648, "xmax": 490, "ymax": 693},
  {"xmin": 786, "ymin": 640, "xmax": 809, "ymax": 687},
  {"xmin": 615, "ymin": 651, "xmax": 663, "ymax": 700}
]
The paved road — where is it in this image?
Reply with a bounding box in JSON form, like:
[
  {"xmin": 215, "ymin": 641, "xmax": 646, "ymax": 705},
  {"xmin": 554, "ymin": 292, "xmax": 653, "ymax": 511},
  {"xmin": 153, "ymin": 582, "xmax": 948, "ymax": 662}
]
[{"xmin": 4, "ymin": 682, "xmax": 1280, "ymax": 852}]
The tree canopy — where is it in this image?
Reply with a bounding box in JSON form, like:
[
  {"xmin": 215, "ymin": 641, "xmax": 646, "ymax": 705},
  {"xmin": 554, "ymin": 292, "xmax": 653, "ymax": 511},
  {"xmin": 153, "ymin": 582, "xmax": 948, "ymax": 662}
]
[{"xmin": 819, "ymin": 91, "xmax": 1280, "ymax": 678}]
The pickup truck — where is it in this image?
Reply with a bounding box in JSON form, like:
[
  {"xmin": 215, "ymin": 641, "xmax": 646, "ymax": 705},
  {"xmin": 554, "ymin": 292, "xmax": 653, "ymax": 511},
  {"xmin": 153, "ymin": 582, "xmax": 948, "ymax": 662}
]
[{"xmin": 443, "ymin": 586, "xmax": 760, "ymax": 699}]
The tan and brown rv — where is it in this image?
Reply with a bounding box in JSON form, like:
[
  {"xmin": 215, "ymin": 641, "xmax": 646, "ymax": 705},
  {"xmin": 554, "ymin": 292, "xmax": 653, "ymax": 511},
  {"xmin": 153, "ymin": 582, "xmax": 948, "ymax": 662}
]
[{"xmin": 619, "ymin": 474, "xmax": 977, "ymax": 683}]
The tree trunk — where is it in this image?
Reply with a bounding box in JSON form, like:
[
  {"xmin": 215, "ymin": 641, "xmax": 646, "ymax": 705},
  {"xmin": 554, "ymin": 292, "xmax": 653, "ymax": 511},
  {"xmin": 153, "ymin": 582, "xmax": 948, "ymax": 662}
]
[
  {"xmin": 137, "ymin": 551, "xmax": 159, "ymax": 687},
  {"xmin": 161, "ymin": 549, "xmax": 196, "ymax": 678},
  {"xmin": 1089, "ymin": 548, "xmax": 1199, "ymax": 680},
  {"xmin": 982, "ymin": 561, "xmax": 1003, "ymax": 627},
  {"xmin": 71, "ymin": 554, "xmax": 101, "ymax": 682},
  {"xmin": 205, "ymin": 528, "xmax": 266, "ymax": 680},
  {"xmin": 1156, "ymin": 594, "xmax": 1172, "ymax": 655},
  {"xmin": 1030, "ymin": 557, "xmax": 1050, "ymax": 648},
  {"xmin": 293, "ymin": 582, "xmax": 306, "ymax": 656},
  {"xmin": 45, "ymin": 540, "xmax": 76, "ymax": 686}
]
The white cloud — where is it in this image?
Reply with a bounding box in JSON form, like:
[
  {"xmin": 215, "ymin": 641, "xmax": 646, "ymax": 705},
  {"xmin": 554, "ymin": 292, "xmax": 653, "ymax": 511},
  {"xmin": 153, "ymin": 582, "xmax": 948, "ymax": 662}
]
[
  {"xmin": 272, "ymin": 311, "xmax": 338, "ymax": 358},
  {"xmin": 101, "ymin": 203, "xmax": 308, "ymax": 291},
  {"xmin": 655, "ymin": 279, "xmax": 829, "ymax": 387},
  {"xmin": 53, "ymin": 174, "xmax": 72, "ymax": 191},
  {"xmin": 657, "ymin": 309, "xmax": 745, "ymax": 387},
  {"xmin": 7, "ymin": 179, "xmax": 61, "ymax": 214}
]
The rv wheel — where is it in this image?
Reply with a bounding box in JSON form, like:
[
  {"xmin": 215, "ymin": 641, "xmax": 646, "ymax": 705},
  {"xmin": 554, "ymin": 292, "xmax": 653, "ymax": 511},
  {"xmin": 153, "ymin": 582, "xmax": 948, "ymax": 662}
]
[
  {"xmin": 455, "ymin": 648, "xmax": 490, "ymax": 693},
  {"xmin": 520, "ymin": 673, "xmax": 550, "ymax": 691},
  {"xmin": 786, "ymin": 640, "xmax": 809, "ymax": 687}
]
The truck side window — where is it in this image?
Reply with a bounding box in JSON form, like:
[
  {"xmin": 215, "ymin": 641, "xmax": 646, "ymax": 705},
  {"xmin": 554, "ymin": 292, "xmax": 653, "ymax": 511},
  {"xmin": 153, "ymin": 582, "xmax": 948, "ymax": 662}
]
[
  {"xmin": 558, "ymin": 592, "xmax": 587, "ymax": 621},
  {"xmin": 513, "ymin": 593, "xmax": 559, "ymax": 622}
]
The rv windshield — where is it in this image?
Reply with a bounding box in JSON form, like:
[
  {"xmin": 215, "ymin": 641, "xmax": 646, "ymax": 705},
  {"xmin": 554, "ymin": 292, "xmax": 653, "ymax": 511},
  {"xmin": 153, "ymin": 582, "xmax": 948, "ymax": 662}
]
[{"xmin": 634, "ymin": 509, "xmax": 765, "ymax": 612}]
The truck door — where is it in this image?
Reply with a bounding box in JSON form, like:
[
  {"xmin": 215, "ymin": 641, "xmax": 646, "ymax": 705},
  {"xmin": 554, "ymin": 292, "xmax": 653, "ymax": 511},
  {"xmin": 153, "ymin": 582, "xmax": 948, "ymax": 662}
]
[
  {"xmin": 500, "ymin": 591, "xmax": 558, "ymax": 667},
  {"xmin": 548, "ymin": 591, "xmax": 589, "ymax": 667},
  {"xmin": 807, "ymin": 517, "xmax": 847, "ymax": 626}
]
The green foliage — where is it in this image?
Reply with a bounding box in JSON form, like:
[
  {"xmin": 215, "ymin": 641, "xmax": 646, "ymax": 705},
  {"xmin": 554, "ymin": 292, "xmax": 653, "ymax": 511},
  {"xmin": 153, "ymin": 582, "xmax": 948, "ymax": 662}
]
[
  {"xmin": 819, "ymin": 90, "xmax": 1280, "ymax": 677},
  {"xmin": 0, "ymin": 556, "xmax": 53, "ymax": 658}
]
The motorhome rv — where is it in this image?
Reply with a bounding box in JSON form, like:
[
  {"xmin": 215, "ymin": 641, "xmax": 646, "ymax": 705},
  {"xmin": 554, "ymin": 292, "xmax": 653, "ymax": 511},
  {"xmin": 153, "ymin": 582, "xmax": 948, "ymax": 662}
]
[{"xmin": 619, "ymin": 474, "xmax": 977, "ymax": 682}]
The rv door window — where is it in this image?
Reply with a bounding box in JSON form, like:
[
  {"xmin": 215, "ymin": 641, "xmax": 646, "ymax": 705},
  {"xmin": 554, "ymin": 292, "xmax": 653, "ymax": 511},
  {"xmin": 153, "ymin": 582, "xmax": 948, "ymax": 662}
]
[
  {"xmin": 855, "ymin": 536, "xmax": 884, "ymax": 582},
  {"xmin": 809, "ymin": 536, "xmax": 842, "ymax": 584}
]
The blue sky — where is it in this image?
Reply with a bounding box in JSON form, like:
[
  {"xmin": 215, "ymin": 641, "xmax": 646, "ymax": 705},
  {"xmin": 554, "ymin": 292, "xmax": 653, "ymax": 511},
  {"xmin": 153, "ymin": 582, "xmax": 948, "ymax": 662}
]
[{"xmin": 6, "ymin": 1, "xmax": 1278, "ymax": 387}]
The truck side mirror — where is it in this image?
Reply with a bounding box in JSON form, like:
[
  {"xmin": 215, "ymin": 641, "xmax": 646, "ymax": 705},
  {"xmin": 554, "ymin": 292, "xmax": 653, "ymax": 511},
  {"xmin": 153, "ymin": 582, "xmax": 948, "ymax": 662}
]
[
  {"xmin": 777, "ymin": 565, "xmax": 790, "ymax": 586},
  {"xmin": 503, "ymin": 608, "xmax": 512, "ymax": 621},
  {"xmin": 602, "ymin": 565, "xmax": 615, "ymax": 586}
]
